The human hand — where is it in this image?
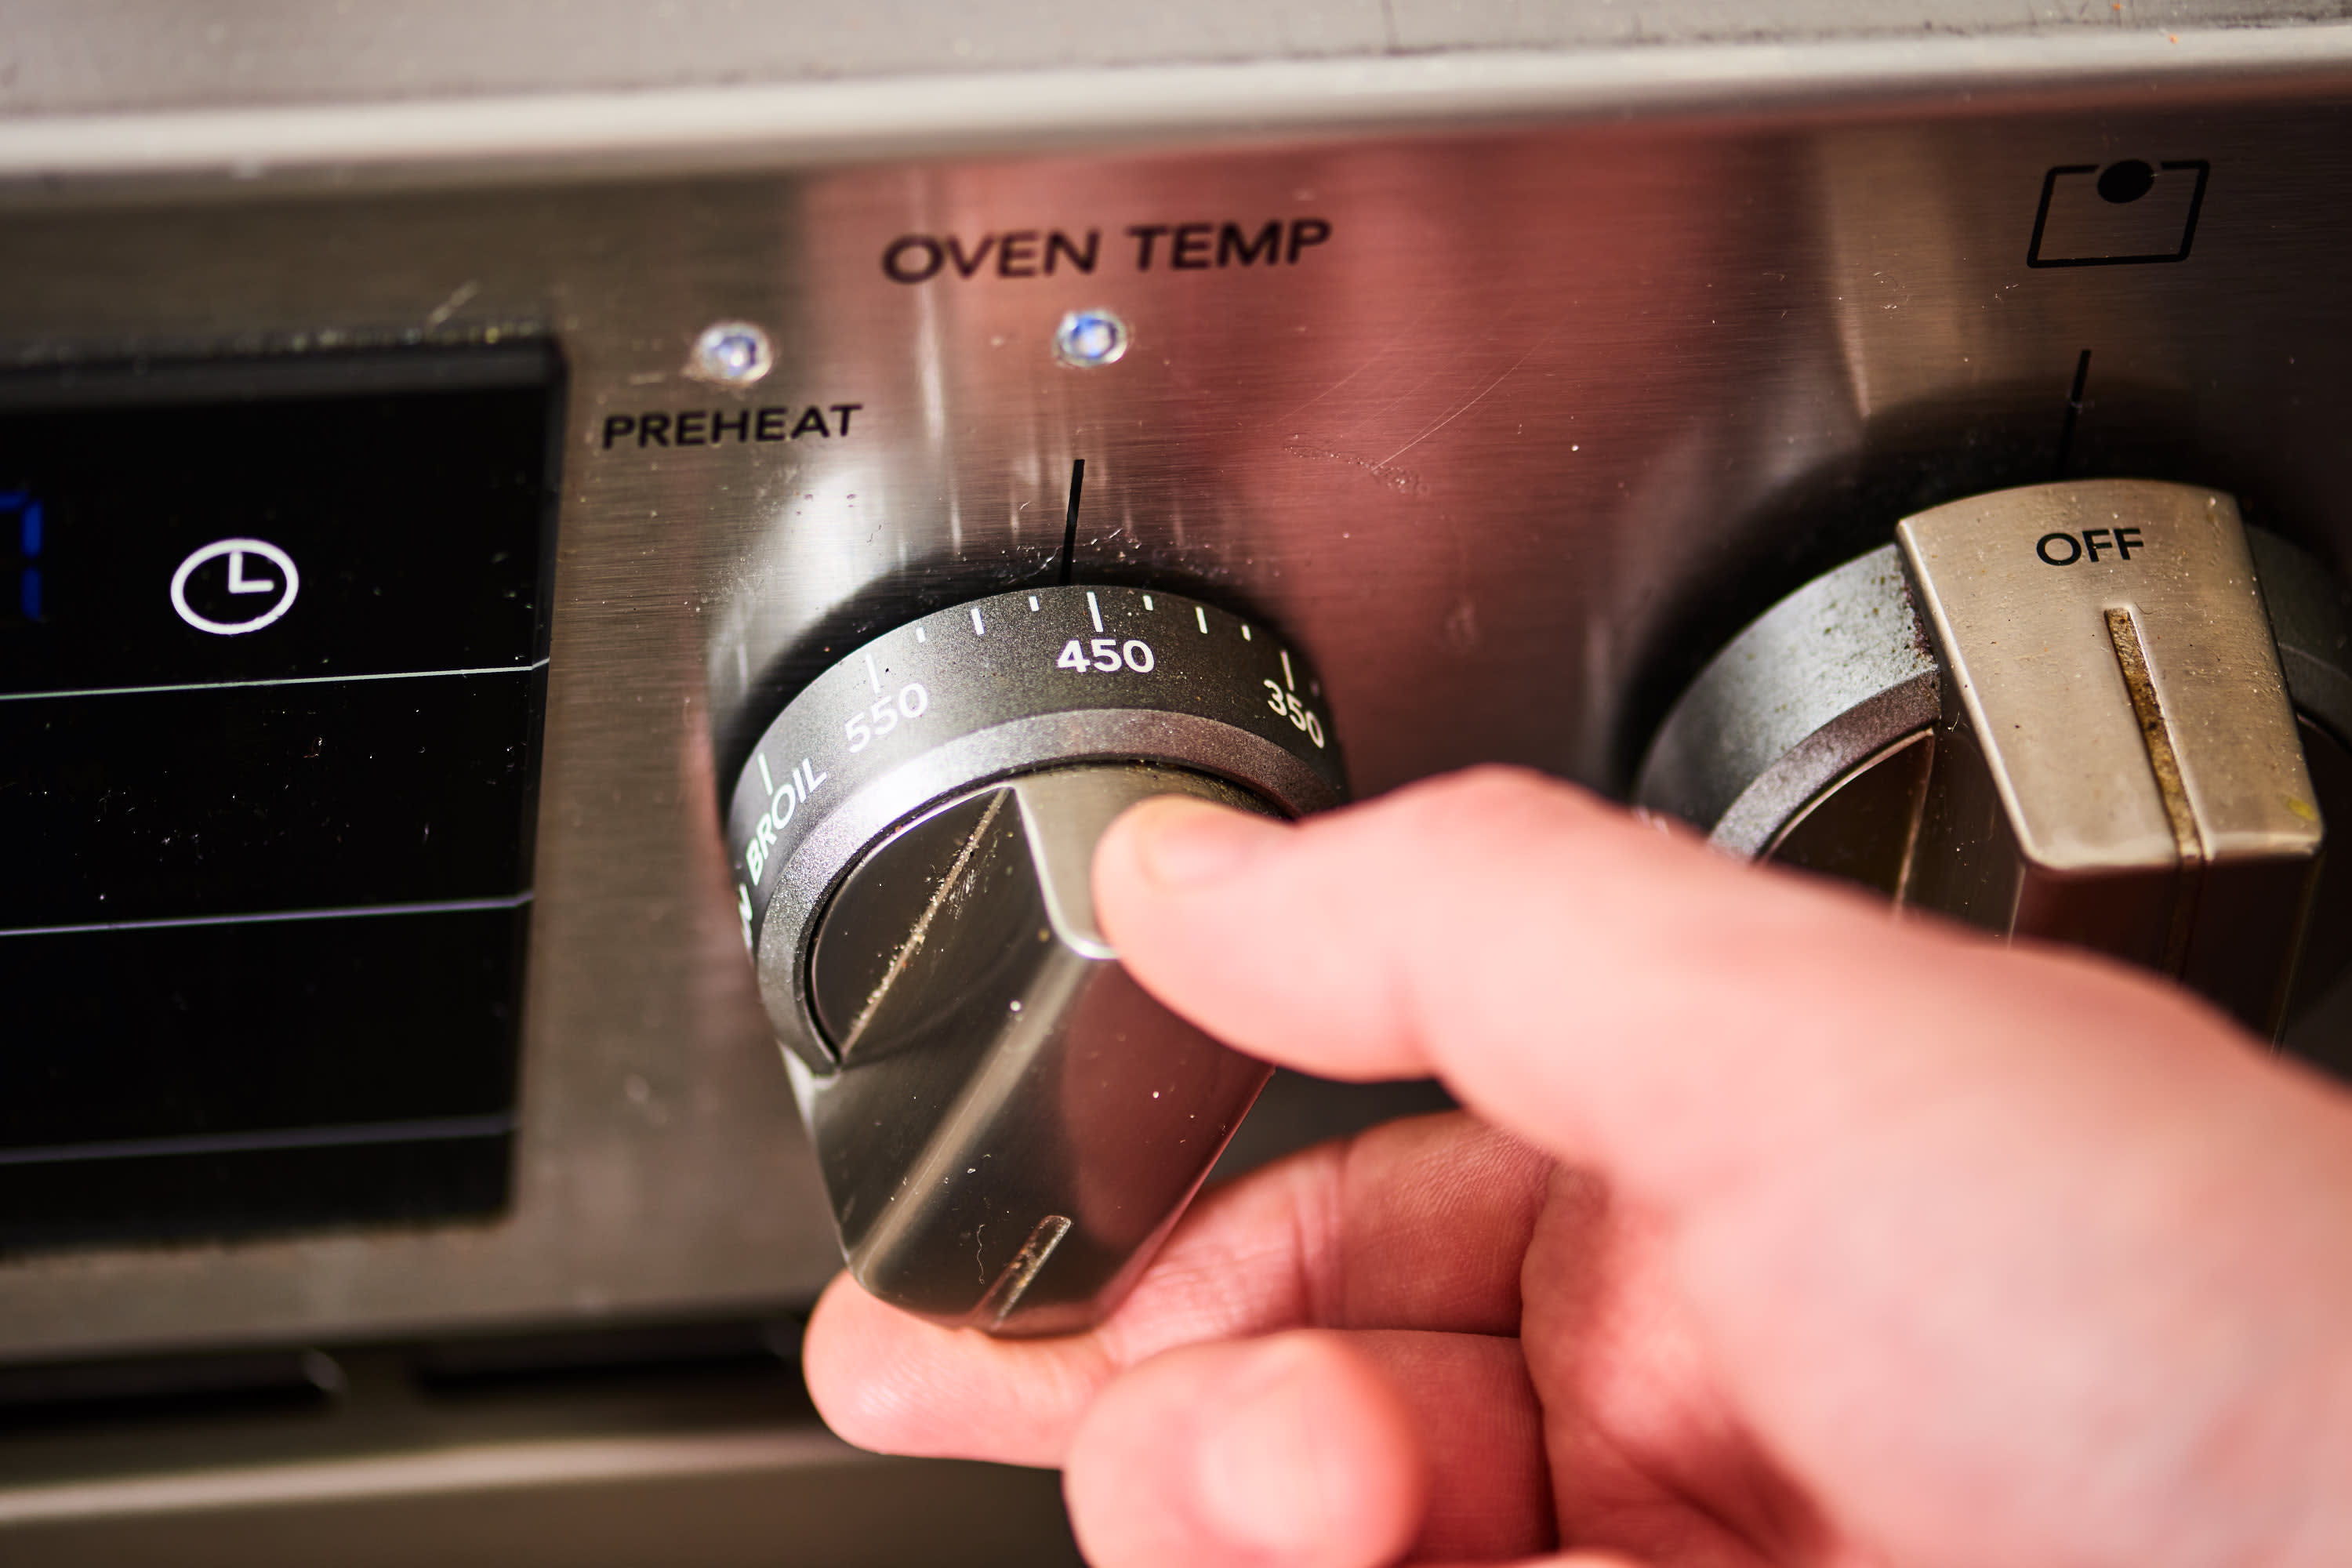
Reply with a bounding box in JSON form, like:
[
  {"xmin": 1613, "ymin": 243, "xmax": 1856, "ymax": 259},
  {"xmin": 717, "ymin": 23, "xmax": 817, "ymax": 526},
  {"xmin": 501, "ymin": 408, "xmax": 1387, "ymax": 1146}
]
[{"xmin": 804, "ymin": 767, "xmax": 2352, "ymax": 1567}]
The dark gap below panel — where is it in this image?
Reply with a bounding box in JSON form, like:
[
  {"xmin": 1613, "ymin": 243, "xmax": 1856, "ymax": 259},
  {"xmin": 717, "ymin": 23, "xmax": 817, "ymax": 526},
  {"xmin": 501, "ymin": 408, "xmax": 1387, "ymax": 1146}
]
[
  {"xmin": 0, "ymin": 1315, "xmax": 811, "ymax": 1438},
  {"xmin": 0, "ymin": 1347, "xmax": 342, "ymax": 1433},
  {"xmin": 407, "ymin": 1316, "xmax": 806, "ymax": 1398}
]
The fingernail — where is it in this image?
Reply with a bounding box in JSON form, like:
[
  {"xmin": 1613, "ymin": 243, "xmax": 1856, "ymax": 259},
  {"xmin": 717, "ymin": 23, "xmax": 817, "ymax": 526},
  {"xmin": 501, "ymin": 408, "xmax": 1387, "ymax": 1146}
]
[
  {"xmin": 1194, "ymin": 1341, "xmax": 1327, "ymax": 1555},
  {"xmin": 1127, "ymin": 798, "xmax": 1282, "ymax": 888}
]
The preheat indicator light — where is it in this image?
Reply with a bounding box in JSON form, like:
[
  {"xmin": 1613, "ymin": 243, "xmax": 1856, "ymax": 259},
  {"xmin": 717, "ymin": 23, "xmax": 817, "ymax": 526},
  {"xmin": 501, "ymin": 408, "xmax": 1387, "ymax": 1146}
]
[{"xmin": 688, "ymin": 320, "xmax": 775, "ymax": 386}]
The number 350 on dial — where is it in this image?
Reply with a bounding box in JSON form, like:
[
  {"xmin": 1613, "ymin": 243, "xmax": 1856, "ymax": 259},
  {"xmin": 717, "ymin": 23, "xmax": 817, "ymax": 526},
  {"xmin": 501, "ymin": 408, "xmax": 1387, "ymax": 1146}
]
[{"xmin": 1263, "ymin": 680, "xmax": 1326, "ymax": 749}]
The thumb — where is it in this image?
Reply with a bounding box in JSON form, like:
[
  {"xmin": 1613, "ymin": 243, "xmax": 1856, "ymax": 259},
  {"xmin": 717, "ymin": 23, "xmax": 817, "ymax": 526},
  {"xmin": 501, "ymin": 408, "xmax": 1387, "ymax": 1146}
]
[{"xmin": 1062, "ymin": 1333, "xmax": 1425, "ymax": 1568}]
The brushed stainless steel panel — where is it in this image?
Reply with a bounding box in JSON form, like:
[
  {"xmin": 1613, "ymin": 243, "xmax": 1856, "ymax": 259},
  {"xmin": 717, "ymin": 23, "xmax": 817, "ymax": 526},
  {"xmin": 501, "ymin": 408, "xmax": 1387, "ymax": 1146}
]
[{"xmin": 1, "ymin": 53, "xmax": 2348, "ymax": 1361}]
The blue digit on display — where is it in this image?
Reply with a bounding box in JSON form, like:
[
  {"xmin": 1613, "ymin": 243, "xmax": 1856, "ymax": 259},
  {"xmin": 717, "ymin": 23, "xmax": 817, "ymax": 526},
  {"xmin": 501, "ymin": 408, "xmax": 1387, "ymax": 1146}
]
[{"xmin": 2, "ymin": 489, "xmax": 41, "ymax": 622}]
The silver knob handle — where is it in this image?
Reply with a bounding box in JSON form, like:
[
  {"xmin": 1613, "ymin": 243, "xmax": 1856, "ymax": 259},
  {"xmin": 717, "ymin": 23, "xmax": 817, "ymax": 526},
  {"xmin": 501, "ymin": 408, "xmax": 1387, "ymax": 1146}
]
[
  {"xmin": 804, "ymin": 766, "xmax": 1272, "ymax": 1334},
  {"xmin": 1898, "ymin": 481, "xmax": 2321, "ymax": 1033},
  {"xmin": 723, "ymin": 584, "xmax": 1345, "ymax": 1334}
]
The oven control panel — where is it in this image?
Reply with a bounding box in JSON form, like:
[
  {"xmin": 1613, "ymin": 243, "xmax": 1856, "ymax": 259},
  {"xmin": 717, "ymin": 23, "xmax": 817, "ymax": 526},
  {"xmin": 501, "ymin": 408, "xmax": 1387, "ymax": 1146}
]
[{"xmin": 0, "ymin": 41, "xmax": 2349, "ymax": 1370}]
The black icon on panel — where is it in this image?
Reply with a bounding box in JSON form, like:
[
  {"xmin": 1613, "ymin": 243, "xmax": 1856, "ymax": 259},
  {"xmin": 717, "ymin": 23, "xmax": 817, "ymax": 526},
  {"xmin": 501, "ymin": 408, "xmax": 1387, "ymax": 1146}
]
[{"xmin": 2028, "ymin": 158, "xmax": 2209, "ymax": 267}]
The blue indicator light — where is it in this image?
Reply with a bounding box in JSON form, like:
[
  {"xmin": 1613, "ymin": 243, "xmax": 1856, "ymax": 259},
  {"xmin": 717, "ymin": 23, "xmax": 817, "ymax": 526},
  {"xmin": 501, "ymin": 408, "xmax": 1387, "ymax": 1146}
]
[
  {"xmin": 20, "ymin": 501, "xmax": 40, "ymax": 560},
  {"xmin": 19, "ymin": 568, "xmax": 38, "ymax": 621},
  {"xmin": 1053, "ymin": 308, "xmax": 1130, "ymax": 368}
]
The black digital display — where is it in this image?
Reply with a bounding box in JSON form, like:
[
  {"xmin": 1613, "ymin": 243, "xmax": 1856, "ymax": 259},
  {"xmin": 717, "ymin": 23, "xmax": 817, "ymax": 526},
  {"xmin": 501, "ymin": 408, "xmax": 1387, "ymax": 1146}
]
[
  {"xmin": 0, "ymin": 677, "xmax": 540, "ymax": 928},
  {"xmin": 0, "ymin": 345, "xmax": 560, "ymax": 1250}
]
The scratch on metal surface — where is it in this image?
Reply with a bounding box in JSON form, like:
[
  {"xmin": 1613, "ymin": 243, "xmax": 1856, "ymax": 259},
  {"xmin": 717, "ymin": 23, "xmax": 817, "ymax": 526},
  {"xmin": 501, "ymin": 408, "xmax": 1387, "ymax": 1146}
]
[
  {"xmin": 423, "ymin": 278, "xmax": 480, "ymax": 328},
  {"xmin": 1374, "ymin": 338, "xmax": 1549, "ymax": 467},
  {"xmin": 1271, "ymin": 303, "xmax": 1440, "ymax": 425}
]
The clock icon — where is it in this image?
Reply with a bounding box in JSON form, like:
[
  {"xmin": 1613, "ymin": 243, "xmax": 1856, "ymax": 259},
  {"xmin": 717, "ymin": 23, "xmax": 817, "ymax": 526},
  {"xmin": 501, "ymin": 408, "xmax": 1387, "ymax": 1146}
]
[{"xmin": 170, "ymin": 538, "xmax": 301, "ymax": 636}]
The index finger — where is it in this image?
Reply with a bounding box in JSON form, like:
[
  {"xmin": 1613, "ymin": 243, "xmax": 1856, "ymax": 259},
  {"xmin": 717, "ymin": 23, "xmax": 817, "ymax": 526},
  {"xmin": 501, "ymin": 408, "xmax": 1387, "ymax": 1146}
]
[{"xmin": 1091, "ymin": 765, "xmax": 2299, "ymax": 1211}]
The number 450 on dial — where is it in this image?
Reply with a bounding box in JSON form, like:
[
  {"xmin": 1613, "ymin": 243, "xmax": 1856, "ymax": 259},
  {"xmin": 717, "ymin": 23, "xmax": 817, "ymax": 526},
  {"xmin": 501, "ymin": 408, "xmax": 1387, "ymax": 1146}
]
[{"xmin": 1058, "ymin": 637, "xmax": 1156, "ymax": 673}]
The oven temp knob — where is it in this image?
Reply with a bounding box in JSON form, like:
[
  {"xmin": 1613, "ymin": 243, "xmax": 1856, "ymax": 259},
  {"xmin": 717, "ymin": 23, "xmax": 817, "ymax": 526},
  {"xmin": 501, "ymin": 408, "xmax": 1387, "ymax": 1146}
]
[
  {"xmin": 1639, "ymin": 479, "xmax": 2352, "ymax": 1040},
  {"xmin": 724, "ymin": 585, "xmax": 1345, "ymax": 1335}
]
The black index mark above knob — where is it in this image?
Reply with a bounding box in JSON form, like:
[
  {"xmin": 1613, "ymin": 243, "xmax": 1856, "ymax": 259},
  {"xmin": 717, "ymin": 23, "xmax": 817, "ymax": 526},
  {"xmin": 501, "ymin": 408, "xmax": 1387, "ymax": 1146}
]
[
  {"xmin": 1056, "ymin": 458, "xmax": 1085, "ymax": 586},
  {"xmin": 2053, "ymin": 348, "xmax": 2093, "ymax": 478}
]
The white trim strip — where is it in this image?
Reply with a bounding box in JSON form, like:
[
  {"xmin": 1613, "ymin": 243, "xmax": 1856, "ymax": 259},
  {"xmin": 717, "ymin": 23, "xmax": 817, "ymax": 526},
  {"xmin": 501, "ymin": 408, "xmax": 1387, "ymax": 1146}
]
[
  {"xmin": 0, "ymin": 657, "xmax": 548, "ymax": 706},
  {"xmin": 0, "ymin": 891, "xmax": 533, "ymax": 941},
  {"xmin": 0, "ymin": 1114, "xmax": 517, "ymax": 1169}
]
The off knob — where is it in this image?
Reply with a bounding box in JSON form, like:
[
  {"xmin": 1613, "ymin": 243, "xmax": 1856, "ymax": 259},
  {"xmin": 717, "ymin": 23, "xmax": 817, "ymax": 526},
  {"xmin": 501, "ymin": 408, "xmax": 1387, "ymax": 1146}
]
[{"xmin": 1639, "ymin": 479, "xmax": 2352, "ymax": 1039}]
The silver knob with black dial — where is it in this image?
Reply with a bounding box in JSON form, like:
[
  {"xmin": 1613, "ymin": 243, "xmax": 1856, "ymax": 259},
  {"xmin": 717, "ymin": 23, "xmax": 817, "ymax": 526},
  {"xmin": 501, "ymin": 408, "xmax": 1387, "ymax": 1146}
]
[
  {"xmin": 1638, "ymin": 479, "xmax": 2352, "ymax": 1042},
  {"xmin": 725, "ymin": 585, "xmax": 1344, "ymax": 1334}
]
